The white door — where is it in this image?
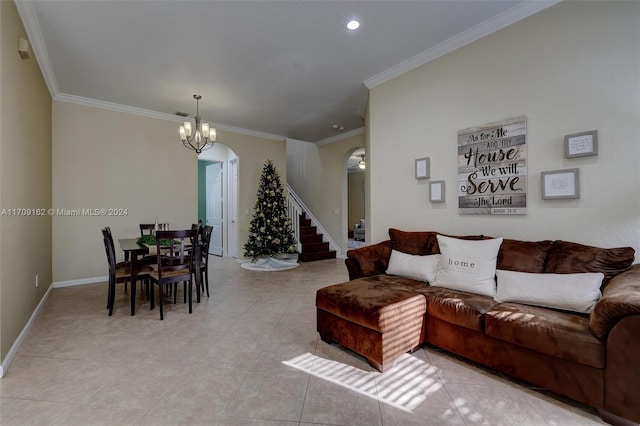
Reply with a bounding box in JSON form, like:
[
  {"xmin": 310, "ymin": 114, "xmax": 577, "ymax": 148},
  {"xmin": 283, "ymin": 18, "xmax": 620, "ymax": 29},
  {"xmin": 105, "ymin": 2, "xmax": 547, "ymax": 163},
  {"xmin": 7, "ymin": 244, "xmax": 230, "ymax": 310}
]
[
  {"xmin": 229, "ymin": 159, "xmax": 239, "ymax": 258},
  {"xmin": 206, "ymin": 163, "xmax": 224, "ymax": 256}
]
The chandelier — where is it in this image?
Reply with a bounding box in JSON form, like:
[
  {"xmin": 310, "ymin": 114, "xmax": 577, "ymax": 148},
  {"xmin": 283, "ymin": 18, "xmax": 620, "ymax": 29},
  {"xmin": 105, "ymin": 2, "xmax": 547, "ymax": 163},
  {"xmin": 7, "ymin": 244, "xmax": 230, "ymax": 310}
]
[{"xmin": 179, "ymin": 94, "xmax": 217, "ymax": 154}]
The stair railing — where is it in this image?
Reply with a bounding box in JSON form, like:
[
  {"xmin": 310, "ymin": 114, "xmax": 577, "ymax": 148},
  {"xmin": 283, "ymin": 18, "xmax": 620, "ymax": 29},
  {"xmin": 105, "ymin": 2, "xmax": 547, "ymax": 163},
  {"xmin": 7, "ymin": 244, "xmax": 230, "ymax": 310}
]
[
  {"xmin": 286, "ymin": 185, "xmax": 303, "ymax": 253},
  {"xmin": 286, "ymin": 184, "xmax": 341, "ymax": 257}
]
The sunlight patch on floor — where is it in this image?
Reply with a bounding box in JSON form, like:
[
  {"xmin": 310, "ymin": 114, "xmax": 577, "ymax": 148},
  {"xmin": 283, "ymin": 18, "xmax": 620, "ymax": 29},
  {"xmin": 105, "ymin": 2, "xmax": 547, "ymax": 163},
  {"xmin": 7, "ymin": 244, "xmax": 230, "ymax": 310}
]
[{"xmin": 283, "ymin": 352, "xmax": 441, "ymax": 412}]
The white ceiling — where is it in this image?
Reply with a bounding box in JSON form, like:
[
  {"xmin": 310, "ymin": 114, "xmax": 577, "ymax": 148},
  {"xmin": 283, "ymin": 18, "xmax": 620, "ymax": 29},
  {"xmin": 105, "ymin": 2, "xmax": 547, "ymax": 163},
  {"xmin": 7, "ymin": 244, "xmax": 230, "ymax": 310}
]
[{"xmin": 17, "ymin": 1, "xmax": 556, "ymax": 143}]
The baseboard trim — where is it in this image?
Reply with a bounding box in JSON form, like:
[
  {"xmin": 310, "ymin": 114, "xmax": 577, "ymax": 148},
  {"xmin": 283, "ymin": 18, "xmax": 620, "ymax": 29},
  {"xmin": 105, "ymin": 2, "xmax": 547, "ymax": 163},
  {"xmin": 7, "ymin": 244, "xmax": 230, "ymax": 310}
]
[
  {"xmin": 0, "ymin": 282, "xmax": 54, "ymax": 378},
  {"xmin": 53, "ymin": 276, "xmax": 107, "ymax": 288}
]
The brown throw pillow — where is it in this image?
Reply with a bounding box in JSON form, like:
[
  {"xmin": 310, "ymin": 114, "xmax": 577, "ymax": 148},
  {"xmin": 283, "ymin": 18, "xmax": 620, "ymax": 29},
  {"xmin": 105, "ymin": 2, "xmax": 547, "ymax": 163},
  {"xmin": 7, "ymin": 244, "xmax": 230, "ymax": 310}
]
[
  {"xmin": 545, "ymin": 240, "xmax": 635, "ymax": 283},
  {"xmin": 430, "ymin": 233, "xmax": 491, "ymax": 254},
  {"xmin": 346, "ymin": 240, "xmax": 392, "ymax": 276},
  {"xmin": 388, "ymin": 228, "xmax": 438, "ymax": 255},
  {"xmin": 497, "ymin": 239, "xmax": 554, "ymax": 273}
]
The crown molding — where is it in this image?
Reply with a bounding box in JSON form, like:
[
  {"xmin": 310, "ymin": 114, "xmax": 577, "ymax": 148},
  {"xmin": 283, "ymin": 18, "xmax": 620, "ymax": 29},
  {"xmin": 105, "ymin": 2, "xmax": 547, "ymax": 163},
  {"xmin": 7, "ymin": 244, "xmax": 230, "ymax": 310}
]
[
  {"xmin": 55, "ymin": 93, "xmax": 286, "ymax": 142},
  {"xmin": 55, "ymin": 93, "xmax": 187, "ymax": 122},
  {"xmin": 364, "ymin": 0, "xmax": 561, "ymax": 89},
  {"xmin": 316, "ymin": 127, "xmax": 365, "ymax": 146},
  {"xmin": 15, "ymin": 0, "xmax": 59, "ymax": 97}
]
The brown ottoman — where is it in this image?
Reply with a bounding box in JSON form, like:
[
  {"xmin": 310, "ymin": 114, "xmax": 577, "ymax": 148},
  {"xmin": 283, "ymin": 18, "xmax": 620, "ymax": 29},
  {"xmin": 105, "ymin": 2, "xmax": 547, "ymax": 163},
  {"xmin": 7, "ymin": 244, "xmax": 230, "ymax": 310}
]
[{"xmin": 316, "ymin": 276, "xmax": 427, "ymax": 371}]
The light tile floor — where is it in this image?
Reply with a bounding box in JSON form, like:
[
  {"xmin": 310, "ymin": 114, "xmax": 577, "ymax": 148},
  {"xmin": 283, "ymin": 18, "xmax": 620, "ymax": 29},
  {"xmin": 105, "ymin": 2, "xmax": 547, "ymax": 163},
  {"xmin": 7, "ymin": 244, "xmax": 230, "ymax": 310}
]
[{"xmin": 0, "ymin": 257, "xmax": 606, "ymax": 425}]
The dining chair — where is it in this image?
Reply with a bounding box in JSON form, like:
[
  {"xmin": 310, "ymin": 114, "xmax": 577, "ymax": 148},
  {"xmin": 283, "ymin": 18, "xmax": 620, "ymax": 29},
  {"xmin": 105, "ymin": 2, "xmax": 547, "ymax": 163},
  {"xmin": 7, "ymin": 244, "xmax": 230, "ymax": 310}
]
[
  {"xmin": 139, "ymin": 223, "xmax": 155, "ymax": 236},
  {"xmin": 138, "ymin": 223, "xmax": 162, "ymax": 265},
  {"xmin": 199, "ymin": 225, "xmax": 213, "ymax": 297},
  {"xmin": 101, "ymin": 228, "xmax": 152, "ymax": 316},
  {"xmin": 148, "ymin": 229, "xmax": 198, "ymax": 320}
]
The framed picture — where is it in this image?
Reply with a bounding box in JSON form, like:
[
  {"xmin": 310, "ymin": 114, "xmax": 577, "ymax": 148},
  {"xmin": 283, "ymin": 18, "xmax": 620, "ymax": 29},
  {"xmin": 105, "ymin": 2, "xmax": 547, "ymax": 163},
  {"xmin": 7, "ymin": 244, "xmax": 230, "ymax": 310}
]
[
  {"xmin": 565, "ymin": 130, "xmax": 598, "ymax": 158},
  {"xmin": 541, "ymin": 168, "xmax": 580, "ymax": 199},
  {"xmin": 430, "ymin": 180, "xmax": 445, "ymax": 203},
  {"xmin": 415, "ymin": 157, "xmax": 430, "ymax": 179}
]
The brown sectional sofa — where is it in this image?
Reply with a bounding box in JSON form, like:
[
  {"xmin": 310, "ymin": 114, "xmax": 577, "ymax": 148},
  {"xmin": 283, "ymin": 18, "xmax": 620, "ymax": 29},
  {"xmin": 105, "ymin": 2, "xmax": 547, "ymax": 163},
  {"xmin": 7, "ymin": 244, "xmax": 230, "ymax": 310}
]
[{"xmin": 316, "ymin": 228, "xmax": 640, "ymax": 424}]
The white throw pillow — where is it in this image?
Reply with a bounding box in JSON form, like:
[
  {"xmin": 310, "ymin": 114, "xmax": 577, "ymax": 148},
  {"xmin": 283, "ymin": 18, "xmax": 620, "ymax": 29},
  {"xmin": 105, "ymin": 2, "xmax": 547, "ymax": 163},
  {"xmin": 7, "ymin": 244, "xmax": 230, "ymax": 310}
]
[
  {"xmin": 386, "ymin": 250, "xmax": 441, "ymax": 283},
  {"xmin": 495, "ymin": 269, "xmax": 604, "ymax": 314},
  {"xmin": 432, "ymin": 235, "xmax": 503, "ymax": 297}
]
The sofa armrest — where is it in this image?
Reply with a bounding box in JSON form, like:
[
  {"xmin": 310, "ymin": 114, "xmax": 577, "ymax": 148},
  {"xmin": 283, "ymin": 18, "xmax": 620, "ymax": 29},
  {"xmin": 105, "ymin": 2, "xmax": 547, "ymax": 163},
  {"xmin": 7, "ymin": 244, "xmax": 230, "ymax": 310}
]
[
  {"xmin": 589, "ymin": 264, "xmax": 640, "ymax": 339},
  {"xmin": 345, "ymin": 240, "xmax": 392, "ymax": 280}
]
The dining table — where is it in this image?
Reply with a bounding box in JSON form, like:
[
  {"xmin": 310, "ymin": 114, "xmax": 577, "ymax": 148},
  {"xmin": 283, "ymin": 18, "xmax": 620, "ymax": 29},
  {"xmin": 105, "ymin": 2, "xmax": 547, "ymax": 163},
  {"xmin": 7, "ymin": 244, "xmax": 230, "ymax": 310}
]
[{"xmin": 118, "ymin": 237, "xmax": 203, "ymax": 316}]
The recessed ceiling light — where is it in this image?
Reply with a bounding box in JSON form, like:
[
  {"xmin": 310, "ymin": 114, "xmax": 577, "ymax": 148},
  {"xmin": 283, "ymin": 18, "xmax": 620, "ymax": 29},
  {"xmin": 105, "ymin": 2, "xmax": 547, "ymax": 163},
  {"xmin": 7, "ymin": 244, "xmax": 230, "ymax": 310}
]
[{"xmin": 346, "ymin": 20, "xmax": 360, "ymax": 31}]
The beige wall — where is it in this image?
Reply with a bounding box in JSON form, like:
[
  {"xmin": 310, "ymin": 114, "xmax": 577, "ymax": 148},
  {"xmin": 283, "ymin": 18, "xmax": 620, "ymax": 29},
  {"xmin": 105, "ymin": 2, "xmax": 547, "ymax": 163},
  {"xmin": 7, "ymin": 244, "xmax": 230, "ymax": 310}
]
[
  {"xmin": 369, "ymin": 1, "xmax": 640, "ymax": 256},
  {"xmin": 52, "ymin": 101, "xmax": 198, "ymax": 283},
  {"xmin": 52, "ymin": 101, "xmax": 286, "ymax": 283},
  {"xmin": 286, "ymin": 133, "xmax": 364, "ymax": 255},
  {"xmin": 0, "ymin": 0, "xmax": 52, "ymax": 362}
]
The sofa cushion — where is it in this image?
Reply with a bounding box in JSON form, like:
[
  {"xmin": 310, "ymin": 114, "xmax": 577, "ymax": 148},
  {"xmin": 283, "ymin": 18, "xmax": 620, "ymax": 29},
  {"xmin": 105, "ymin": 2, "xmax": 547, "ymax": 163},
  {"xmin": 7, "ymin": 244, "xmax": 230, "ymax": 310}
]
[
  {"xmin": 432, "ymin": 235, "xmax": 504, "ymax": 297},
  {"xmin": 485, "ymin": 303, "xmax": 605, "ymax": 368},
  {"xmin": 316, "ymin": 276, "xmax": 426, "ymax": 333},
  {"xmin": 589, "ymin": 264, "xmax": 640, "ymax": 339},
  {"xmin": 430, "ymin": 233, "xmax": 490, "ymax": 253},
  {"xmin": 415, "ymin": 286, "xmax": 498, "ymax": 332},
  {"xmin": 389, "ymin": 228, "xmax": 439, "ymax": 255},
  {"xmin": 545, "ymin": 240, "xmax": 635, "ymax": 283},
  {"xmin": 496, "ymin": 270, "xmax": 604, "ymax": 314},
  {"xmin": 346, "ymin": 240, "xmax": 392, "ymax": 277},
  {"xmin": 386, "ymin": 250, "xmax": 440, "ymax": 282},
  {"xmin": 497, "ymin": 239, "xmax": 553, "ymax": 273},
  {"xmin": 388, "ymin": 228, "xmax": 490, "ymax": 255}
]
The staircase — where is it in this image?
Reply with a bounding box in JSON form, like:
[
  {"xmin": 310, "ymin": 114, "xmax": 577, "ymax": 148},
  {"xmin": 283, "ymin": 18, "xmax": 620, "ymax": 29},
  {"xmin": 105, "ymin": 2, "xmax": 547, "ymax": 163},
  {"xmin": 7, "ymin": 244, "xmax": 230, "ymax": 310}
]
[{"xmin": 298, "ymin": 213, "xmax": 337, "ymax": 262}]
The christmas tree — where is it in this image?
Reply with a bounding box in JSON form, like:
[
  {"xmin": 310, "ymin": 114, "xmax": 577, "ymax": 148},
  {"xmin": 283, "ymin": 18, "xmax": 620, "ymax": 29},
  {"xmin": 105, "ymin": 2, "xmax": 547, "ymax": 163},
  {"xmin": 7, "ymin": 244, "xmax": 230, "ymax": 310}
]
[{"xmin": 244, "ymin": 159, "xmax": 297, "ymax": 259}]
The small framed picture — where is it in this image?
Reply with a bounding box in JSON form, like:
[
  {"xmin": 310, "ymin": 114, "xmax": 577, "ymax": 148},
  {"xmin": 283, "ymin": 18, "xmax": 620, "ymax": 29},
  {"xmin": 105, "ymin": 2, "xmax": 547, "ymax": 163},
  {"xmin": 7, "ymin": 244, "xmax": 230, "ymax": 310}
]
[
  {"xmin": 565, "ymin": 130, "xmax": 598, "ymax": 158},
  {"xmin": 415, "ymin": 157, "xmax": 430, "ymax": 179},
  {"xmin": 541, "ymin": 168, "xmax": 580, "ymax": 199},
  {"xmin": 430, "ymin": 180, "xmax": 445, "ymax": 203}
]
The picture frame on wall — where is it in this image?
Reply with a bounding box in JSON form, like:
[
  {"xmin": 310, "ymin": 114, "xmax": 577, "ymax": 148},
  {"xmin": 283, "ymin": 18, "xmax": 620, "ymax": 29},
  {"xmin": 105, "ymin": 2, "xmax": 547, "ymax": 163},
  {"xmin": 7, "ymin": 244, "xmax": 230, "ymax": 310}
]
[
  {"xmin": 415, "ymin": 157, "xmax": 430, "ymax": 179},
  {"xmin": 430, "ymin": 180, "xmax": 445, "ymax": 203},
  {"xmin": 541, "ymin": 168, "xmax": 580, "ymax": 199},
  {"xmin": 565, "ymin": 130, "xmax": 598, "ymax": 158}
]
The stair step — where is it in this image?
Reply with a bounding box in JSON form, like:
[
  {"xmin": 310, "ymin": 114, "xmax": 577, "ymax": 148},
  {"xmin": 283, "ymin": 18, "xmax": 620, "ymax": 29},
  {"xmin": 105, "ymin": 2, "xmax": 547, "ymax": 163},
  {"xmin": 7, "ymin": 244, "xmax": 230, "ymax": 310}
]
[
  {"xmin": 301, "ymin": 242, "xmax": 329, "ymax": 253},
  {"xmin": 300, "ymin": 234, "xmax": 323, "ymax": 244},
  {"xmin": 300, "ymin": 226, "xmax": 317, "ymax": 236},
  {"xmin": 300, "ymin": 218, "xmax": 312, "ymax": 227},
  {"xmin": 297, "ymin": 212, "xmax": 335, "ymax": 262},
  {"xmin": 299, "ymin": 250, "xmax": 337, "ymax": 262}
]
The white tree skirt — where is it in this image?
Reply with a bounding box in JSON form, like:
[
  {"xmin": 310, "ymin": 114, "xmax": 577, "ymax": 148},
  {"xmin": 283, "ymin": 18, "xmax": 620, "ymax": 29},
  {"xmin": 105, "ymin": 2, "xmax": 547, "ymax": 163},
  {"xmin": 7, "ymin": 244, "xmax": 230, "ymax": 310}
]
[{"xmin": 240, "ymin": 256, "xmax": 300, "ymax": 271}]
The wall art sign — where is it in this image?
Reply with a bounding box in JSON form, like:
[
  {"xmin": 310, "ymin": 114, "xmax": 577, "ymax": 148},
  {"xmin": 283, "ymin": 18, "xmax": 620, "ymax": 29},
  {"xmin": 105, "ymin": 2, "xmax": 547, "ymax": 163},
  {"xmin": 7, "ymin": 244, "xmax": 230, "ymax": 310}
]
[{"xmin": 458, "ymin": 116, "xmax": 527, "ymax": 215}]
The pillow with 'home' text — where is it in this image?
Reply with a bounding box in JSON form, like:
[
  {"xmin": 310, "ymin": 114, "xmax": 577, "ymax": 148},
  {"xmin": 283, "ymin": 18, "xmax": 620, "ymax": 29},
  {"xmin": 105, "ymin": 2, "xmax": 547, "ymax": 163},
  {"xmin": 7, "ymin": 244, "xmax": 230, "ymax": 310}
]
[{"xmin": 432, "ymin": 235, "xmax": 504, "ymax": 297}]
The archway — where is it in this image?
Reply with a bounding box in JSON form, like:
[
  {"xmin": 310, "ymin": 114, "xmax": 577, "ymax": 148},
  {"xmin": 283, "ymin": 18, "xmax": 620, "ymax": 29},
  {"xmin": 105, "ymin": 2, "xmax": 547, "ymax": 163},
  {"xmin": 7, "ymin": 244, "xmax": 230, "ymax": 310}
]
[
  {"xmin": 346, "ymin": 148, "xmax": 366, "ymax": 249},
  {"xmin": 197, "ymin": 143, "xmax": 239, "ymax": 258}
]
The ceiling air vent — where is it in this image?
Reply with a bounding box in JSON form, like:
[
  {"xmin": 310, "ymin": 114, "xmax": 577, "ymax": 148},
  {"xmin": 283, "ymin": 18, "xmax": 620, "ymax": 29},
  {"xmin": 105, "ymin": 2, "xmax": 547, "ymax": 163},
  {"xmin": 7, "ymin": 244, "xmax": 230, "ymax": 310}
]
[{"xmin": 175, "ymin": 111, "xmax": 189, "ymax": 117}]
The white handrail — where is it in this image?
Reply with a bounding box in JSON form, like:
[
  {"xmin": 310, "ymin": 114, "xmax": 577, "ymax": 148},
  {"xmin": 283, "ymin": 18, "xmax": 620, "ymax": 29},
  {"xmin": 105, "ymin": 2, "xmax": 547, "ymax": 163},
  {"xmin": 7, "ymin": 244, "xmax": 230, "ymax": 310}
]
[
  {"xmin": 286, "ymin": 189, "xmax": 303, "ymax": 253},
  {"xmin": 286, "ymin": 184, "xmax": 341, "ymax": 257}
]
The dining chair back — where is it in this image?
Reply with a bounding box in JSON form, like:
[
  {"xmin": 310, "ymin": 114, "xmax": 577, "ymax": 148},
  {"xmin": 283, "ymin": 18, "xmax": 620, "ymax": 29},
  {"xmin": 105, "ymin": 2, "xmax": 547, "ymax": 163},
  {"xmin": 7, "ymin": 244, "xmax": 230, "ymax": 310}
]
[
  {"xmin": 101, "ymin": 227, "xmax": 151, "ymax": 316},
  {"xmin": 140, "ymin": 223, "xmax": 155, "ymax": 236},
  {"xmin": 200, "ymin": 225, "xmax": 213, "ymax": 297},
  {"xmin": 148, "ymin": 229, "xmax": 198, "ymax": 320}
]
